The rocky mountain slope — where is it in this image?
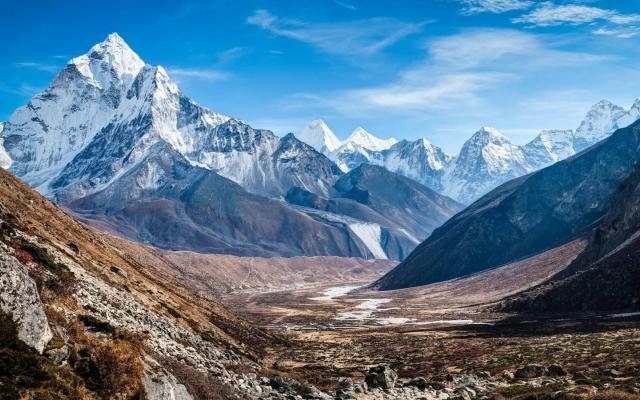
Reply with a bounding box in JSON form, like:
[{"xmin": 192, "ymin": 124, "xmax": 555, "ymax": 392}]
[
  {"xmin": 0, "ymin": 33, "xmax": 459, "ymax": 260},
  {"xmin": 503, "ymin": 160, "xmax": 640, "ymax": 313},
  {"xmin": 300, "ymin": 99, "xmax": 640, "ymax": 204},
  {"xmin": 0, "ymin": 165, "xmax": 341, "ymax": 399},
  {"xmin": 285, "ymin": 164, "xmax": 462, "ymax": 260},
  {"xmin": 375, "ymin": 119, "xmax": 640, "ymax": 290}
]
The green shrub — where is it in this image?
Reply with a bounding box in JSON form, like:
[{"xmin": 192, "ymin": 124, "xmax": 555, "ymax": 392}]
[{"xmin": 18, "ymin": 239, "xmax": 71, "ymax": 276}]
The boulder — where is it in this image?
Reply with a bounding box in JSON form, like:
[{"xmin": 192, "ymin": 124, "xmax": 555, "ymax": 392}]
[
  {"xmin": 143, "ymin": 356, "xmax": 193, "ymax": 400},
  {"xmin": 407, "ymin": 377, "xmax": 429, "ymax": 390},
  {"xmin": 547, "ymin": 364, "xmax": 566, "ymax": 377},
  {"xmin": 365, "ymin": 365, "xmax": 398, "ymax": 389},
  {"xmin": 515, "ymin": 364, "xmax": 546, "ymax": 379},
  {"xmin": 0, "ymin": 253, "xmax": 52, "ymax": 353},
  {"xmin": 270, "ymin": 375, "xmax": 299, "ymax": 393}
]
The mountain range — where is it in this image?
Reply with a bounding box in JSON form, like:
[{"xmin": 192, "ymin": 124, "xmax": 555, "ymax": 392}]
[
  {"xmin": 300, "ymin": 99, "xmax": 640, "ymax": 204},
  {"xmin": 0, "ymin": 33, "xmax": 460, "ymax": 260},
  {"xmin": 376, "ymin": 118, "xmax": 640, "ymax": 290}
]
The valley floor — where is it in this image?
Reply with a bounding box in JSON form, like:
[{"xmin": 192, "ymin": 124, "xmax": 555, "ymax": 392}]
[{"xmin": 223, "ymin": 239, "xmax": 640, "ymax": 398}]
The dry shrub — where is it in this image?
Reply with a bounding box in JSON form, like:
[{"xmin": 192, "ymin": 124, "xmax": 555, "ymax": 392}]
[
  {"xmin": 45, "ymin": 310, "xmax": 145, "ymax": 399},
  {"xmin": 588, "ymin": 391, "xmax": 640, "ymax": 400},
  {"xmin": 13, "ymin": 248, "xmax": 33, "ymax": 264},
  {"xmin": 73, "ymin": 339, "xmax": 144, "ymax": 399}
]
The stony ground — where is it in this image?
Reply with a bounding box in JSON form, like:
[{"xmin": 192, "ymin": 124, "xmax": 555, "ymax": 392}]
[{"xmin": 224, "ymin": 252, "xmax": 640, "ymax": 400}]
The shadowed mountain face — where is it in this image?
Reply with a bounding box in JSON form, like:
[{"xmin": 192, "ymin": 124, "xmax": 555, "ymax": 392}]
[
  {"xmin": 504, "ymin": 162, "xmax": 640, "ymax": 313},
  {"xmin": 285, "ymin": 164, "xmax": 463, "ymax": 260},
  {"xmin": 333, "ymin": 164, "xmax": 462, "ymax": 239},
  {"xmin": 375, "ymin": 120, "xmax": 640, "ymax": 290},
  {"xmin": 67, "ymin": 143, "xmax": 371, "ymax": 257}
]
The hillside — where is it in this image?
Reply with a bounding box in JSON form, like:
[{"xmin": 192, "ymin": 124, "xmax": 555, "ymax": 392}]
[
  {"xmin": 376, "ymin": 120, "xmax": 640, "ymax": 290},
  {"xmin": 503, "ymin": 161, "xmax": 640, "ymax": 313},
  {"xmin": 0, "ymin": 167, "xmax": 338, "ymax": 399}
]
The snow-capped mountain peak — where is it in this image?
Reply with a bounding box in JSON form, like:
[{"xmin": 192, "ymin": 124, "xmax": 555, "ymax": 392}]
[
  {"xmin": 470, "ymin": 126, "xmax": 509, "ymax": 144},
  {"xmin": 70, "ymin": 32, "xmax": 144, "ymax": 89},
  {"xmin": 345, "ymin": 127, "xmax": 397, "ymax": 151},
  {"xmin": 297, "ymin": 119, "xmax": 341, "ymax": 154},
  {"xmin": 573, "ymin": 99, "xmax": 626, "ymax": 151}
]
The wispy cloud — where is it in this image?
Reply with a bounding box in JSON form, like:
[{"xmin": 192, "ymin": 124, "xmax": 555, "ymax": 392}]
[
  {"xmin": 458, "ymin": 0, "xmax": 532, "ymax": 15},
  {"xmin": 14, "ymin": 62, "xmax": 60, "ymax": 73},
  {"xmin": 334, "ymin": 0, "xmax": 357, "ymax": 11},
  {"xmin": 288, "ymin": 29, "xmax": 611, "ymax": 115},
  {"xmin": 0, "ymin": 83, "xmax": 44, "ymax": 97},
  {"xmin": 246, "ymin": 9, "xmax": 425, "ymax": 56},
  {"xmin": 513, "ymin": 3, "xmax": 640, "ymax": 27},
  {"xmin": 593, "ymin": 26, "xmax": 640, "ymax": 39},
  {"xmin": 216, "ymin": 47, "xmax": 247, "ymax": 65},
  {"xmin": 166, "ymin": 67, "xmax": 227, "ymax": 81}
]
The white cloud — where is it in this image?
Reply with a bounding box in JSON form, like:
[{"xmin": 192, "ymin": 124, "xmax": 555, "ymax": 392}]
[
  {"xmin": 426, "ymin": 29, "xmax": 611, "ymax": 69},
  {"xmin": 166, "ymin": 67, "xmax": 228, "ymax": 81},
  {"xmin": 593, "ymin": 27, "xmax": 640, "ymax": 39},
  {"xmin": 458, "ymin": 0, "xmax": 532, "ymax": 15},
  {"xmin": 216, "ymin": 47, "xmax": 247, "ymax": 65},
  {"xmin": 334, "ymin": 0, "xmax": 357, "ymax": 11},
  {"xmin": 513, "ymin": 3, "xmax": 640, "ymax": 27},
  {"xmin": 246, "ymin": 9, "xmax": 425, "ymax": 56},
  {"xmin": 288, "ymin": 29, "xmax": 611, "ymax": 114},
  {"xmin": 14, "ymin": 62, "xmax": 60, "ymax": 73}
]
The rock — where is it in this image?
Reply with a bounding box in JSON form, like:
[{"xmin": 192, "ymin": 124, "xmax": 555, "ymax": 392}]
[
  {"xmin": 407, "ymin": 377, "xmax": 429, "ymax": 390},
  {"xmin": 547, "ymin": 365, "xmax": 566, "ymax": 377},
  {"xmin": 297, "ymin": 382, "xmax": 332, "ymax": 399},
  {"xmin": 337, "ymin": 377, "xmax": 354, "ymax": 390},
  {"xmin": 455, "ymin": 386, "xmax": 477, "ymax": 399},
  {"xmin": 365, "ymin": 365, "xmax": 398, "ymax": 389},
  {"xmin": 0, "ymin": 253, "xmax": 52, "ymax": 353},
  {"xmin": 477, "ymin": 371, "xmax": 491, "ymax": 379},
  {"xmin": 272, "ymin": 359, "xmax": 286, "ymax": 370},
  {"xmin": 335, "ymin": 388, "xmax": 357, "ymax": 400},
  {"xmin": 270, "ymin": 375, "xmax": 299, "ymax": 393},
  {"xmin": 143, "ymin": 356, "xmax": 193, "ymax": 400},
  {"xmin": 573, "ymin": 372, "xmax": 588, "ymax": 382},
  {"xmin": 515, "ymin": 364, "xmax": 546, "ymax": 379},
  {"xmin": 605, "ymin": 369, "xmax": 624, "ymax": 377},
  {"xmin": 353, "ymin": 381, "xmax": 368, "ymax": 393},
  {"xmin": 503, "ymin": 371, "xmax": 515, "ymax": 381}
]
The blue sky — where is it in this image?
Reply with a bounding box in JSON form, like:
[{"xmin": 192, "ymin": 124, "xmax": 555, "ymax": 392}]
[{"xmin": 2, "ymin": 0, "xmax": 640, "ymax": 153}]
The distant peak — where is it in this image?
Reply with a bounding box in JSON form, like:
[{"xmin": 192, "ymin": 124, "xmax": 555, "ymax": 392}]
[
  {"xmin": 474, "ymin": 126, "xmax": 505, "ymax": 139},
  {"xmin": 349, "ymin": 126, "xmax": 370, "ymax": 137},
  {"xmin": 309, "ymin": 119, "xmax": 328, "ymax": 128},
  {"xmin": 345, "ymin": 127, "xmax": 397, "ymax": 151},
  {"xmin": 593, "ymin": 99, "xmax": 615, "ymax": 107},
  {"xmin": 104, "ymin": 32, "xmax": 127, "ymax": 45},
  {"xmin": 419, "ymin": 137, "xmax": 434, "ymax": 147},
  {"xmin": 297, "ymin": 119, "xmax": 341, "ymax": 153}
]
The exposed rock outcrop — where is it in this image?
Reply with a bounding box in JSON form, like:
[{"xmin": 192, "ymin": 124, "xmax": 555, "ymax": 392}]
[
  {"xmin": 0, "ymin": 252, "xmax": 52, "ymax": 353},
  {"xmin": 143, "ymin": 356, "xmax": 193, "ymax": 400}
]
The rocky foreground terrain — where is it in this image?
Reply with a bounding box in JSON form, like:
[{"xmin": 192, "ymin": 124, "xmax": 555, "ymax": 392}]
[
  {"xmin": 224, "ymin": 238, "xmax": 640, "ymax": 400},
  {"xmin": 0, "ymin": 166, "xmax": 348, "ymax": 399}
]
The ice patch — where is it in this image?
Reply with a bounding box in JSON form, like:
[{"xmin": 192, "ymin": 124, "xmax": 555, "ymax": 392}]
[
  {"xmin": 348, "ymin": 223, "xmax": 387, "ymax": 259},
  {"xmin": 377, "ymin": 317, "xmax": 415, "ymax": 325},
  {"xmin": 608, "ymin": 311, "xmax": 640, "ymax": 318},
  {"xmin": 355, "ymin": 298, "xmax": 391, "ymax": 310},
  {"xmin": 310, "ymin": 286, "xmax": 360, "ymax": 301}
]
